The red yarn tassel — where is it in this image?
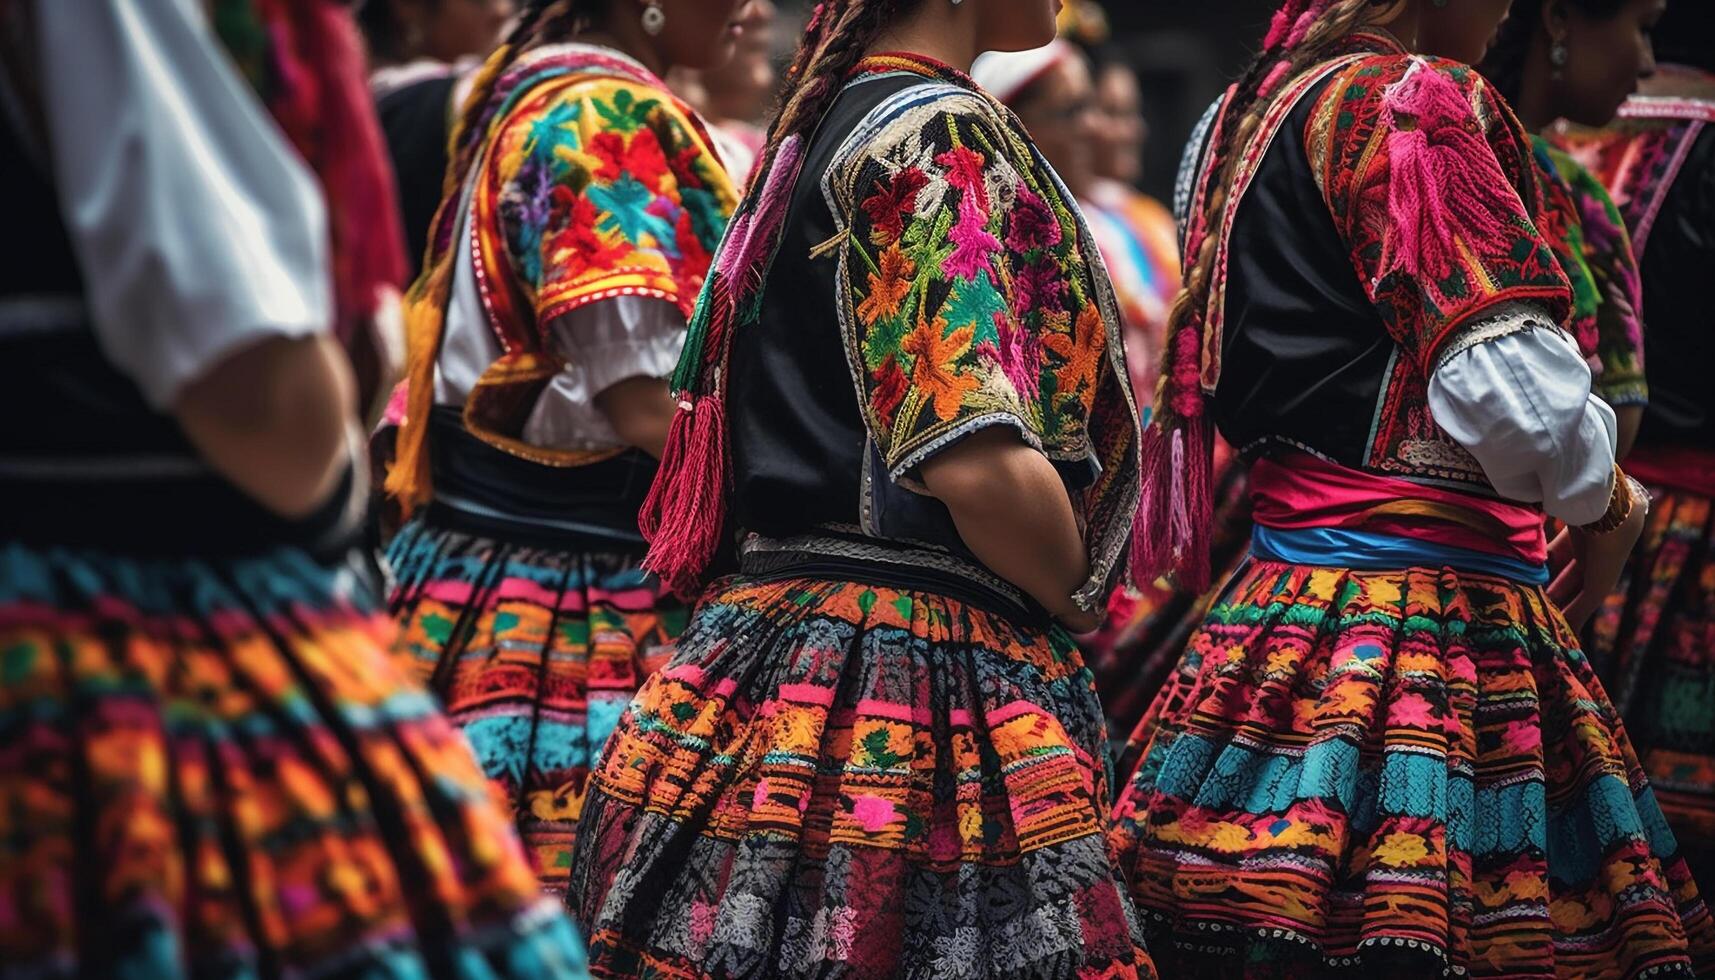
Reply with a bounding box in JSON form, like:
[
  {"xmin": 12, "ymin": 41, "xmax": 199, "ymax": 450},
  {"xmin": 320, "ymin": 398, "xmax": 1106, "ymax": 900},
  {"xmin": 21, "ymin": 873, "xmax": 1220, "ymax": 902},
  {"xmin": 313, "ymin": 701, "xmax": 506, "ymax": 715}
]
[
  {"xmin": 1130, "ymin": 415, "xmax": 1214, "ymax": 594},
  {"xmin": 640, "ymin": 395, "xmax": 728, "ymax": 600},
  {"xmin": 1381, "ymin": 61, "xmax": 1512, "ymax": 286}
]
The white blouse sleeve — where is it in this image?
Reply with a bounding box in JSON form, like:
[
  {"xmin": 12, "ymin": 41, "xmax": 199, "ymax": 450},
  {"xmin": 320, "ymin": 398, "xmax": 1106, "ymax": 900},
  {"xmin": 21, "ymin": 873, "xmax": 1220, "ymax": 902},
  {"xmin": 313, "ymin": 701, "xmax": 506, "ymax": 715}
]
[
  {"xmin": 520, "ymin": 296, "xmax": 686, "ymax": 451},
  {"xmin": 33, "ymin": 0, "xmax": 331, "ymax": 409},
  {"xmin": 1427, "ymin": 303, "xmax": 1618, "ymax": 525}
]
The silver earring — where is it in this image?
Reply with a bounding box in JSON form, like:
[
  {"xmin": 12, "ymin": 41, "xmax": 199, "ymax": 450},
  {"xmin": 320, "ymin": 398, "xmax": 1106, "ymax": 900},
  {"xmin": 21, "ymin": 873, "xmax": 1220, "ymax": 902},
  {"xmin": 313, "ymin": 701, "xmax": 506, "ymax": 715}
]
[
  {"xmin": 641, "ymin": 1, "xmax": 666, "ymax": 35},
  {"xmin": 1550, "ymin": 40, "xmax": 1569, "ymax": 80}
]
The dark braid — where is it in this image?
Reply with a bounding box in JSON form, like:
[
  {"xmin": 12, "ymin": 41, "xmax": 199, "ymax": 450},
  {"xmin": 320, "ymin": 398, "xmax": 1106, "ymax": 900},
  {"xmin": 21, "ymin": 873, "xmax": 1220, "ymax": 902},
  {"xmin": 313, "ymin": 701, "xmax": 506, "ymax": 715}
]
[
  {"xmin": 1480, "ymin": 0, "xmax": 1628, "ymax": 105},
  {"xmin": 1134, "ymin": 0, "xmax": 1380, "ymax": 589},
  {"xmin": 640, "ymin": 0, "xmax": 930, "ymax": 595},
  {"xmin": 763, "ymin": 1, "xmax": 922, "ymax": 160}
]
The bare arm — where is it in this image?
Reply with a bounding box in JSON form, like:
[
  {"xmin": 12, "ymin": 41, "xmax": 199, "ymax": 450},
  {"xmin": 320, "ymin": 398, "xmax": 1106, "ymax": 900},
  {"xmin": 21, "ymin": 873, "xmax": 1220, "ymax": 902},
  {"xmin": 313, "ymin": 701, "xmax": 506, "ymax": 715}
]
[
  {"xmin": 1613, "ymin": 403, "xmax": 1642, "ymax": 460},
  {"xmin": 919, "ymin": 428, "xmax": 1097, "ymax": 631},
  {"xmin": 174, "ymin": 333, "xmax": 359, "ymax": 518},
  {"xmin": 595, "ymin": 376, "xmax": 677, "ymax": 459}
]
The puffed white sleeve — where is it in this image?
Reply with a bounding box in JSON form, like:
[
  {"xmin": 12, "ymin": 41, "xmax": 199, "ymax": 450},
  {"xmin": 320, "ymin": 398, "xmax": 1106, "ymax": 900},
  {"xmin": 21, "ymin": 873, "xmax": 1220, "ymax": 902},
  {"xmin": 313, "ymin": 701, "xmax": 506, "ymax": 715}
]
[
  {"xmin": 1427, "ymin": 302, "xmax": 1618, "ymax": 525},
  {"xmin": 521, "ymin": 297, "xmax": 686, "ymax": 450},
  {"xmin": 33, "ymin": 0, "xmax": 331, "ymax": 409}
]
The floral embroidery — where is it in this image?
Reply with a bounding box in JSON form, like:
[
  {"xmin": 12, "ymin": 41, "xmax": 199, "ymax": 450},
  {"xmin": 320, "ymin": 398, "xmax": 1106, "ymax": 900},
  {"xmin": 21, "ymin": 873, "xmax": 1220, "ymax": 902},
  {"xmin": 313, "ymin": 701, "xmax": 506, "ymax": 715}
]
[
  {"xmin": 827, "ymin": 76, "xmax": 1141, "ymax": 605},
  {"xmin": 900, "ymin": 315, "xmax": 982, "ymax": 422},
  {"xmin": 838, "ymin": 97, "xmax": 1127, "ymax": 474},
  {"xmin": 475, "ymin": 67, "xmax": 738, "ymax": 338},
  {"xmin": 1306, "ymin": 51, "xmax": 1571, "ymax": 486},
  {"xmin": 1533, "ymin": 137, "xmax": 1647, "ymax": 407}
]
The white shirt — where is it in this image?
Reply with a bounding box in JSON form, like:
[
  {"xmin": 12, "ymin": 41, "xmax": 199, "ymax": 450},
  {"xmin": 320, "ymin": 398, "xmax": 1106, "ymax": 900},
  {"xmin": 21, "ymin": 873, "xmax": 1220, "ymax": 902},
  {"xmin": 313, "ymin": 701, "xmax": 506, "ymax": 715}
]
[
  {"xmin": 1427, "ymin": 302, "xmax": 1618, "ymax": 525},
  {"xmin": 28, "ymin": 0, "xmax": 332, "ymax": 409}
]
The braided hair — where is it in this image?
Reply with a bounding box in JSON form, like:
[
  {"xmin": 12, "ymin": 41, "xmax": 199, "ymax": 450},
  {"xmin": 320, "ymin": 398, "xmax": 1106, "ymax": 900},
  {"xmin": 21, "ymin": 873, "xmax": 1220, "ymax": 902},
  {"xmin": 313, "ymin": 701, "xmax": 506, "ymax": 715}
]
[
  {"xmin": 1134, "ymin": 0, "xmax": 1383, "ymax": 590},
  {"xmin": 641, "ymin": 0, "xmax": 928, "ymax": 596},
  {"xmin": 1480, "ymin": 0, "xmax": 1627, "ymax": 105}
]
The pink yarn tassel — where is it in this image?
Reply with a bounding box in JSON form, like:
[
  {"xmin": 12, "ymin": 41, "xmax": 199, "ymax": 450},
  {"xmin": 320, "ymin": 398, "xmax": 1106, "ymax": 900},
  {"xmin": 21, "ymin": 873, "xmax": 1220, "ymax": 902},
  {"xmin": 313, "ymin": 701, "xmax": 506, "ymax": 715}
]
[
  {"xmin": 1381, "ymin": 62, "xmax": 1513, "ymax": 285},
  {"xmin": 1130, "ymin": 415, "xmax": 1213, "ymax": 593},
  {"xmin": 640, "ymin": 395, "xmax": 728, "ymax": 600}
]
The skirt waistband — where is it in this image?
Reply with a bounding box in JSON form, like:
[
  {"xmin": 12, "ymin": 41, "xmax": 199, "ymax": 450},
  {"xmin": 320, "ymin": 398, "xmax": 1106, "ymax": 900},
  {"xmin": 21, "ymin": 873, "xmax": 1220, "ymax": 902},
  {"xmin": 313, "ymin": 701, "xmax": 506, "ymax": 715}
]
[
  {"xmin": 1251, "ymin": 524, "xmax": 1551, "ymax": 584},
  {"xmin": 737, "ymin": 528, "xmax": 1047, "ymax": 626}
]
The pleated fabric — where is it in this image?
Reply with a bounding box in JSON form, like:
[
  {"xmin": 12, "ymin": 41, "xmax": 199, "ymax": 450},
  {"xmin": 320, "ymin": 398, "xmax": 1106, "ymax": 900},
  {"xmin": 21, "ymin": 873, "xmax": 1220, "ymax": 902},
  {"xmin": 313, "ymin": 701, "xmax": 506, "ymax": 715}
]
[
  {"xmin": 1587, "ymin": 489, "xmax": 1715, "ymax": 884},
  {"xmin": 0, "ymin": 541, "xmax": 587, "ymax": 978},
  {"xmin": 387, "ymin": 516, "xmax": 683, "ymax": 895},
  {"xmin": 567, "ymin": 575, "xmax": 1155, "ymax": 979},
  {"xmin": 1111, "ymin": 558, "xmax": 1715, "ymax": 978}
]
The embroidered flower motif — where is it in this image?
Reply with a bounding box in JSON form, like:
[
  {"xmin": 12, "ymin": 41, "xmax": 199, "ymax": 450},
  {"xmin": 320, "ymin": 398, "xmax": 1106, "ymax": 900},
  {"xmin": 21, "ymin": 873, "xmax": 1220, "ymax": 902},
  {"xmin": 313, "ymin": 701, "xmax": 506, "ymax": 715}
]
[
  {"xmin": 861, "ymin": 168, "xmax": 931, "ymax": 246},
  {"xmin": 851, "ymin": 794, "xmax": 898, "ymax": 834},
  {"xmin": 857, "ymin": 244, "xmax": 916, "ymax": 324},
  {"xmin": 871, "ymin": 356, "xmax": 910, "ymax": 429},
  {"xmin": 936, "ymin": 145, "xmax": 990, "ymax": 208},
  {"xmin": 996, "ymin": 317, "xmax": 1042, "ymax": 402},
  {"xmin": 939, "ymin": 268, "xmax": 1007, "ymax": 348},
  {"xmin": 589, "ymin": 174, "xmax": 677, "ymax": 247},
  {"xmin": 942, "ymin": 194, "xmax": 1001, "ymax": 282},
  {"xmin": 901, "ymin": 316, "xmax": 982, "ymax": 422},
  {"xmin": 1011, "ymin": 259, "xmax": 1065, "ymax": 319},
  {"xmin": 1043, "ymin": 305, "xmax": 1104, "ymax": 405},
  {"xmin": 1007, "ymin": 187, "xmax": 1062, "ymax": 253},
  {"xmin": 547, "ymin": 190, "xmax": 629, "ymax": 279}
]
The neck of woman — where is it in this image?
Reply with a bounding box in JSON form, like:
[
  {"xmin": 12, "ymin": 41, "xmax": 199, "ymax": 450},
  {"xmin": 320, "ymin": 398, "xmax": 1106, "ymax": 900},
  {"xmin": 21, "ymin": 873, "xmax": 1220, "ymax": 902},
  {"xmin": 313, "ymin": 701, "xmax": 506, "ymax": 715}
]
[{"xmin": 866, "ymin": 4, "xmax": 980, "ymax": 74}]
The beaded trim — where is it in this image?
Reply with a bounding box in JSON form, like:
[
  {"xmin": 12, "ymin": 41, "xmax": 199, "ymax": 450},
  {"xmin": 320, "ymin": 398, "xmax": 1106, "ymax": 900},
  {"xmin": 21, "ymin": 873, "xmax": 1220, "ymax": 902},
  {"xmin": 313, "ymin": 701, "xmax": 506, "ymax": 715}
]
[{"xmin": 1431, "ymin": 300, "xmax": 1561, "ymax": 373}]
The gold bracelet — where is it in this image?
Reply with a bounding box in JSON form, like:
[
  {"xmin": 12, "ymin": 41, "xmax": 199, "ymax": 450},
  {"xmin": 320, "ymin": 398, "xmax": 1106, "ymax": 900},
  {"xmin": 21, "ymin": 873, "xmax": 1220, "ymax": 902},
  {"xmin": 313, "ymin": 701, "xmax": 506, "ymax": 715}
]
[{"xmin": 1579, "ymin": 464, "xmax": 1635, "ymax": 534}]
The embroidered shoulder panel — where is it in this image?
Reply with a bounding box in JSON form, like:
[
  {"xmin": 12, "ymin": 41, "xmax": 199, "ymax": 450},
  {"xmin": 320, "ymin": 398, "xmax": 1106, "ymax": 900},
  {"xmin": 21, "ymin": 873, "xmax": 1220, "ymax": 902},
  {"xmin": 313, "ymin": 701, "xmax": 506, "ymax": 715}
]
[
  {"xmin": 1552, "ymin": 80, "xmax": 1715, "ymax": 254},
  {"xmin": 1533, "ymin": 139, "xmax": 1647, "ymax": 407},
  {"xmin": 472, "ymin": 66, "xmax": 739, "ymax": 347},
  {"xmin": 1305, "ymin": 54, "xmax": 1572, "ymax": 487},
  {"xmin": 822, "ymin": 79, "xmax": 1140, "ymax": 601},
  {"xmin": 1307, "ymin": 55, "xmax": 1570, "ymax": 368}
]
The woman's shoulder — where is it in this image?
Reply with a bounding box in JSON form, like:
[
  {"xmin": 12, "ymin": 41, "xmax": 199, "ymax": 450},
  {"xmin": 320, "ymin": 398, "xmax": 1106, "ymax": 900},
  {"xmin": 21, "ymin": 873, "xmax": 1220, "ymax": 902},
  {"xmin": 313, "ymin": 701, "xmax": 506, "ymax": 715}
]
[{"xmin": 833, "ymin": 80, "xmax": 1017, "ymax": 166}]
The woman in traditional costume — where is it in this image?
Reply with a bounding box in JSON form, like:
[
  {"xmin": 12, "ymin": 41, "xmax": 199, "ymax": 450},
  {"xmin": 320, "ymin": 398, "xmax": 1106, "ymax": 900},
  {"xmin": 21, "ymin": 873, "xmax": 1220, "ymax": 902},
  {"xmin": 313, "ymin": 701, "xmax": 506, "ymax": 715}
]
[
  {"xmin": 1110, "ymin": 0, "xmax": 1715, "ymax": 975},
  {"xmin": 1549, "ymin": 3, "xmax": 1715, "ymax": 891},
  {"xmin": 566, "ymin": 0, "xmax": 1154, "ymax": 975},
  {"xmin": 1481, "ymin": 0, "xmax": 1659, "ymax": 453},
  {"xmin": 359, "ymin": 0, "xmax": 515, "ymax": 281},
  {"xmin": 382, "ymin": 0, "xmax": 742, "ymax": 896},
  {"xmin": 0, "ymin": 2, "xmax": 585, "ymax": 974}
]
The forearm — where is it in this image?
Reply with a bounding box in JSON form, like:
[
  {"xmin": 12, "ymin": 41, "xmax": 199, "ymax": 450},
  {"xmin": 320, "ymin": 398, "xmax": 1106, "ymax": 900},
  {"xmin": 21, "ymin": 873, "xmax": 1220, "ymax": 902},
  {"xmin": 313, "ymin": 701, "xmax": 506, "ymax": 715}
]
[
  {"xmin": 174, "ymin": 333, "xmax": 358, "ymax": 518},
  {"xmin": 1613, "ymin": 404, "xmax": 1642, "ymax": 461},
  {"xmin": 920, "ymin": 428, "xmax": 1090, "ymax": 624},
  {"xmin": 595, "ymin": 376, "xmax": 676, "ymax": 459}
]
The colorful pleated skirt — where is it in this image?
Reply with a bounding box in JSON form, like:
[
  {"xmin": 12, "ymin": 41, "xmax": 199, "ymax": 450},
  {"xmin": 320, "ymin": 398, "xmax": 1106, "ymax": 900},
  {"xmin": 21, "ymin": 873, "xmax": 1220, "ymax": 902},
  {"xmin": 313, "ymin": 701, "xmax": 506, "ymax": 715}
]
[
  {"xmin": 567, "ymin": 573, "xmax": 1155, "ymax": 979},
  {"xmin": 387, "ymin": 512, "xmax": 683, "ymax": 895},
  {"xmin": 0, "ymin": 540, "xmax": 587, "ymax": 977},
  {"xmin": 1586, "ymin": 487, "xmax": 1715, "ymax": 885},
  {"xmin": 1111, "ymin": 557, "xmax": 1715, "ymax": 978}
]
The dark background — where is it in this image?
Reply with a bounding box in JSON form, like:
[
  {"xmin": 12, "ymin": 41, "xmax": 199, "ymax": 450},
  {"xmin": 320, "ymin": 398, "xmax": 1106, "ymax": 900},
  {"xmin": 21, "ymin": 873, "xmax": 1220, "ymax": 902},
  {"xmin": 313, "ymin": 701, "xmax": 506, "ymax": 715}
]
[
  {"xmin": 770, "ymin": 0, "xmax": 1715, "ymax": 203},
  {"xmin": 1101, "ymin": 1, "xmax": 1280, "ymax": 201}
]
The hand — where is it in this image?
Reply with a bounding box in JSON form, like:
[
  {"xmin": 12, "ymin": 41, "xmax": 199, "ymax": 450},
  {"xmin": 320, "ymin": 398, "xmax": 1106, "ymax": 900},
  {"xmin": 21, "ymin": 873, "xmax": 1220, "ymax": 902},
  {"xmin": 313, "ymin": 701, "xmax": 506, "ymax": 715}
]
[{"xmin": 1548, "ymin": 490, "xmax": 1647, "ymax": 632}]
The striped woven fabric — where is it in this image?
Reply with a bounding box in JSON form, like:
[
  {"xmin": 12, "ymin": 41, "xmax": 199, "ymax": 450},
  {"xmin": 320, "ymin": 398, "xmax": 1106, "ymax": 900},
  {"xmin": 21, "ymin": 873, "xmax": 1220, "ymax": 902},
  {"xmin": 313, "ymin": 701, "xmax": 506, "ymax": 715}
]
[
  {"xmin": 0, "ymin": 540, "xmax": 587, "ymax": 977},
  {"xmin": 567, "ymin": 575, "xmax": 1155, "ymax": 978},
  {"xmin": 1112, "ymin": 558, "xmax": 1715, "ymax": 978},
  {"xmin": 387, "ymin": 516, "xmax": 682, "ymax": 894},
  {"xmin": 1587, "ymin": 489, "xmax": 1715, "ymax": 886}
]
